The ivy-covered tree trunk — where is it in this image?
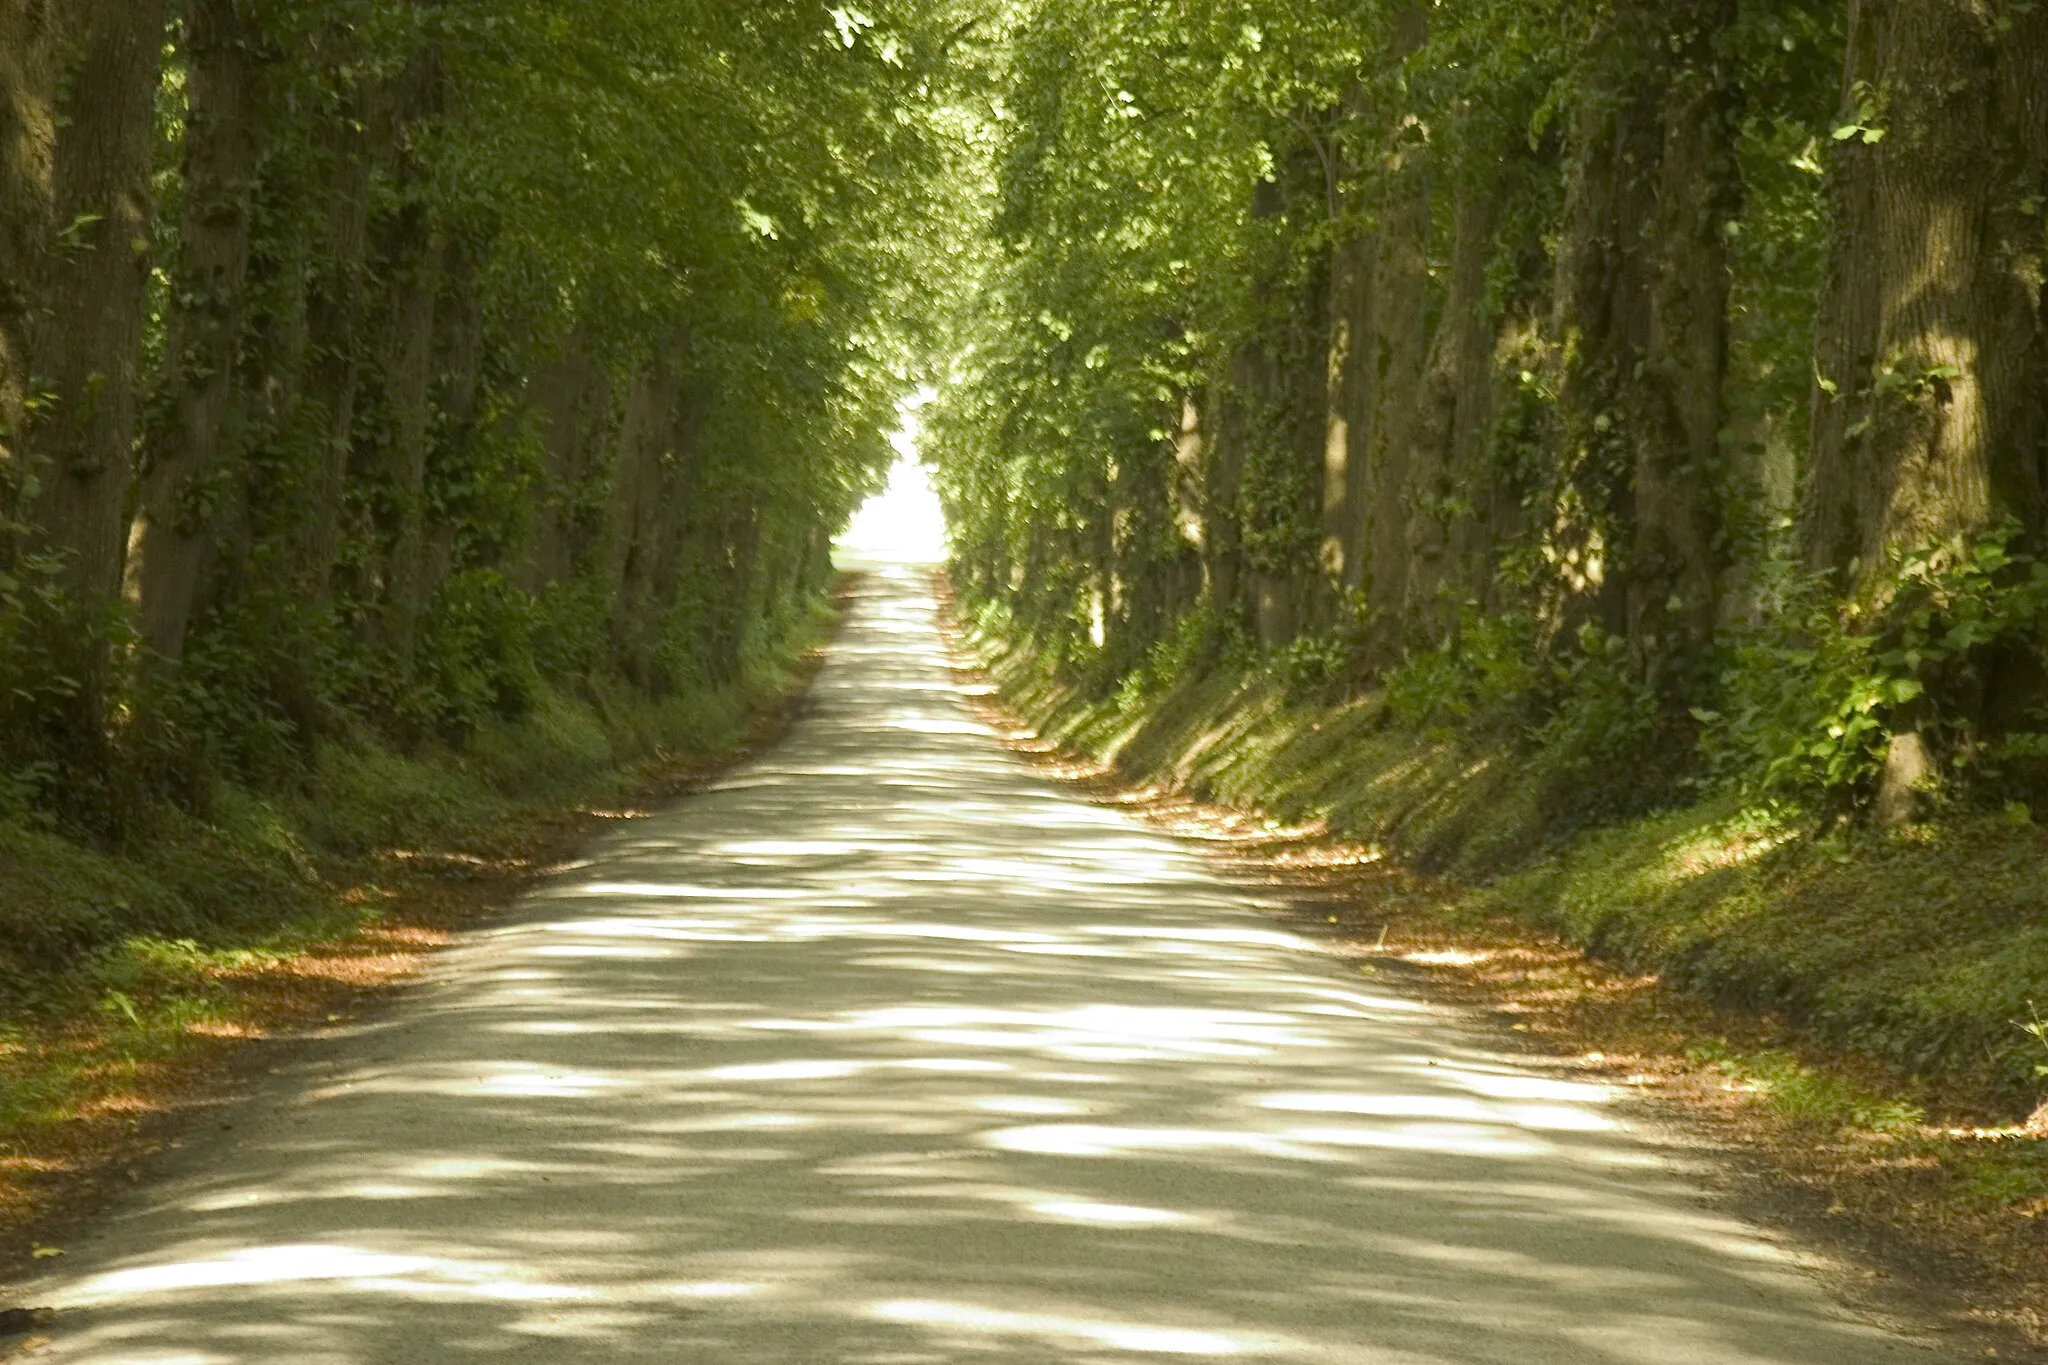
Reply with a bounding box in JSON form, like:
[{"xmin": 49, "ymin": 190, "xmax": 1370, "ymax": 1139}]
[
  {"xmin": 1803, "ymin": 0, "xmax": 2048, "ymax": 821},
  {"xmin": 131, "ymin": 0, "xmax": 262, "ymax": 667},
  {"xmin": 1110, "ymin": 435, "xmax": 1175, "ymax": 662},
  {"xmin": 606, "ymin": 334, "xmax": 699, "ymax": 688},
  {"xmin": 0, "ymin": 0, "xmax": 55, "ymax": 535},
  {"xmin": 1804, "ymin": 0, "xmax": 2048, "ymax": 579},
  {"xmin": 1544, "ymin": 8, "xmax": 1663, "ymax": 651},
  {"xmin": 521, "ymin": 333, "xmax": 611, "ymax": 593},
  {"xmin": 21, "ymin": 0, "xmax": 163, "ymax": 603},
  {"xmin": 1317, "ymin": 231, "xmax": 1372, "ymax": 610},
  {"xmin": 704, "ymin": 500, "xmax": 761, "ymax": 685},
  {"xmin": 1361, "ymin": 120, "xmax": 1431, "ymax": 659},
  {"xmin": 297, "ymin": 83, "xmax": 378, "ymax": 598},
  {"xmin": 1402, "ymin": 145, "xmax": 1500, "ymax": 646},
  {"xmin": 1626, "ymin": 0, "xmax": 1737, "ymax": 678},
  {"xmin": 1199, "ymin": 378, "xmax": 1247, "ymax": 625},
  {"xmin": 370, "ymin": 243, "xmax": 440, "ymax": 677}
]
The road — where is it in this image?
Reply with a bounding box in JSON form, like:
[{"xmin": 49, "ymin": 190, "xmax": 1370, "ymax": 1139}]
[{"xmin": 11, "ymin": 564, "xmax": 1961, "ymax": 1363}]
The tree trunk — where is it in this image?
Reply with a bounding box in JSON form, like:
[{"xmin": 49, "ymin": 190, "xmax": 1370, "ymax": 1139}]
[
  {"xmin": 1200, "ymin": 376, "xmax": 1247, "ymax": 624},
  {"xmin": 130, "ymin": 0, "xmax": 261, "ymax": 666},
  {"xmin": 1111, "ymin": 436, "xmax": 1174, "ymax": 662},
  {"xmin": 14, "ymin": 0, "xmax": 165, "ymax": 774},
  {"xmin": 521, "ymin": 330, "xmax": 611, "ymax": 592},
  {"xmin": 1625, "ymin": 0, "xmax": 1736, "ymax": 677},
  {"xmin": 605, "ymin": 332, "xmax": 698, "ymax": 687},
  {"xmin": 1361, "ymin": 121, "xmax": 1431, "ymax": 659},
  {"xmin": 299, "ymin": 82, "xmax": 378, "ymax": 597},
  {"xmin": 708, "ymin": 502, "xmax": 761, "ymax": 684},
  {"xmin": 0, "ymin": 0, "xmax": 56, "ymax": 537},
  {"xmin": 1804, "ymin": 0, "xmax": 2048, "ymax": 579},
  {"xmin": 1544, "ymin": 10, "xmax": 1662, "ymax": 651},
  {"xmin": 368, "ymin": 219, "xmax": 443, "ymax": 673},
  {"xmin": 1318, "ymin": 232, "xmax": 1374, "ymax": 606},
  {"xmin": 1403, "ymin": 144, "xmax": 1499, "ymax": 646}
]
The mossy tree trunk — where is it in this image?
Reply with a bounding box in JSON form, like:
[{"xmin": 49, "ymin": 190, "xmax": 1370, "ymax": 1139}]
[
  {"xmin": 1804, "ymin": 0, "xmax": 2048, "ymax": 578},
  {"xmin": 23, "ymin": 0, "xmax": 164, "ymax": 605},
  {"xmin": 1803, "ymin": 0, "xmax": 2048, "ymax": 821},
  {"xmin": 1402, "ymin": 131, "xmax": 1500, "ymax": 648},
  {"xmin": 1360, "ymin": 118, "xmax": 1431, "ymax": 660},
  {"xmin": 1626, "ymin": 0, "xmax": 1738, "ymax": 684},
  {"xmin": 131, "ymin": 0, "xmax": 263, "ymax": 668},
  {"xmin": 0, "ymin": 0, "xmax": 56, "ymax": 546}
]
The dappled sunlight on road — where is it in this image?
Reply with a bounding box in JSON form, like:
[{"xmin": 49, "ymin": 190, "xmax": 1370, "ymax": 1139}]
[{"xmin": 17, "ymin": 566, "xmax": 1953, "ymax": 1363}]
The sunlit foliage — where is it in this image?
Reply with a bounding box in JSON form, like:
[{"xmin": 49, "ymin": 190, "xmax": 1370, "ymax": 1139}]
[
  {"xmin": 0, "ymin": 0, "xmax": 972, "ymax": 832},
  {"xmin": 931, "ymin": 0, "xmax": 2048, "ymax": 824}
]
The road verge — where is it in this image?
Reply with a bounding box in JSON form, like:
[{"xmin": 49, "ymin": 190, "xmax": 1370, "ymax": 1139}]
[
  {"xmin": 0, "ymin": 576, "xmax": 861, "ymax": 1287},
  {"xmin": 936, "ymin": 573, "xmax": 2048, "ymax": 1357}
]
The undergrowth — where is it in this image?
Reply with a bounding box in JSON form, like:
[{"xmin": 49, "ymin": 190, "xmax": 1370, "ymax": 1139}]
[
  {"xmin": 0, "ymin": 597, "xmax": 832, "ymax": 1139},
  {"xmin": 967, "ymin": 595, "xmax": 2048, "ymax": 1117}
]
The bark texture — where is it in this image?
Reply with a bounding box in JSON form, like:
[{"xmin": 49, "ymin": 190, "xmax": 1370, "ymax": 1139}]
[
  {"xmin": 1804, "ymin": 0, "xmax": 2048, "ymax": 579},
  {"xmin": 1403, "ymin": 145, "xmax": 1500, "ymax": 645},
  {"xmin": 0, "ymin": 0, "xmax": 56, "ymax": 528},
  {"xmin": 26, "ymin": 0, "xmax": 167, "ymax": 601},
  {"xmin": 1625, "ymin": 0, "xmax": 1737, "ymax": 672},
  {"xmin": 131, "ymin": 0, "xmax": 263, "ymax": 664}
]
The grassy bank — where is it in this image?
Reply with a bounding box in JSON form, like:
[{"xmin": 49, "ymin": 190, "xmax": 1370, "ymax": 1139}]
[
  {"xmin": 966, "ymin": 616, "xmax": 2048, "ymax": 1120},
  {"xmin": 0, "ymin": 588, "xmax": 846, "ymax": 1234}
]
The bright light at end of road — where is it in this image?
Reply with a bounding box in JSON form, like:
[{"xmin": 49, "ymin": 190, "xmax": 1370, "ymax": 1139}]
[{"xmin": 838, "ymin": 388, "xmax": 946, "ymax": 565}]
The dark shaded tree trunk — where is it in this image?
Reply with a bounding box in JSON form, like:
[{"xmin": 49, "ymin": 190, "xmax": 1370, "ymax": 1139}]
[
  {"xmin": 298, "ymin": 82, "xmax": 378, "ymax": 598},
  {"xmin": 605, "ymin": 331, "xmax": 699, "ymax": 688},
  {"xmin": 1110, "ymin": 435, "xmax": 1176, "ymax": 664},
  {"xmin": 366, "ymin": 222, "xmax": 442, "ymax": 673},
  {"xmin": 1544, "ymin": 7, "xmax": 1664, "ymax": 652},
  {"xmin": 1625, "ymin": 0, "xmax": 1738, "ymax": 676},
  {"xmin": 1403, "ymin": 141, "xmax": 1500, "ymax": 646},
  {"xmin": 1318, "ymin": 232, "xmax": 1373, "ymax": 609},
  {"xmin": 1199, "ymin": 377, "xmax": 1247, "ymax": 625},
  {"xmin": 131, "ymin": 0, "xmax": 262, "ymax": 666},
  {"xmin": 1361, "ymin": 119, "xmax": 1432, "ymax": 658},
  {"xmin": 0, "ymin": 0, "xmax": 56, "ymax": 538},
  {"xmin": 703, "ymin": 499, "xmax": 760, "ymax": 685},
  {"xmin": 521, "ymin": 331, "xmax": 612, "ymax": 593}
]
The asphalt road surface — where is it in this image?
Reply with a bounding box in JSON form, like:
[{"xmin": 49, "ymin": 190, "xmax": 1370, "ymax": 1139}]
[{"xmin": 11, "ymin": 564, "xmax": 1964, "ymax": 1364}]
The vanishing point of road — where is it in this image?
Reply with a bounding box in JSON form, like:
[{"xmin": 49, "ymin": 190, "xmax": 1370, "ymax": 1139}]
[{"xmin": 13, "ymin": 564, "xmax": 1965, "ymax": 1363}]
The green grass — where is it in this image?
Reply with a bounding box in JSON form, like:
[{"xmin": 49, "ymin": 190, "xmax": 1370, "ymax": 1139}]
[{"xmin": 1683, "ymin": 1039, "xmax": 1926, "ymax": 1133}]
